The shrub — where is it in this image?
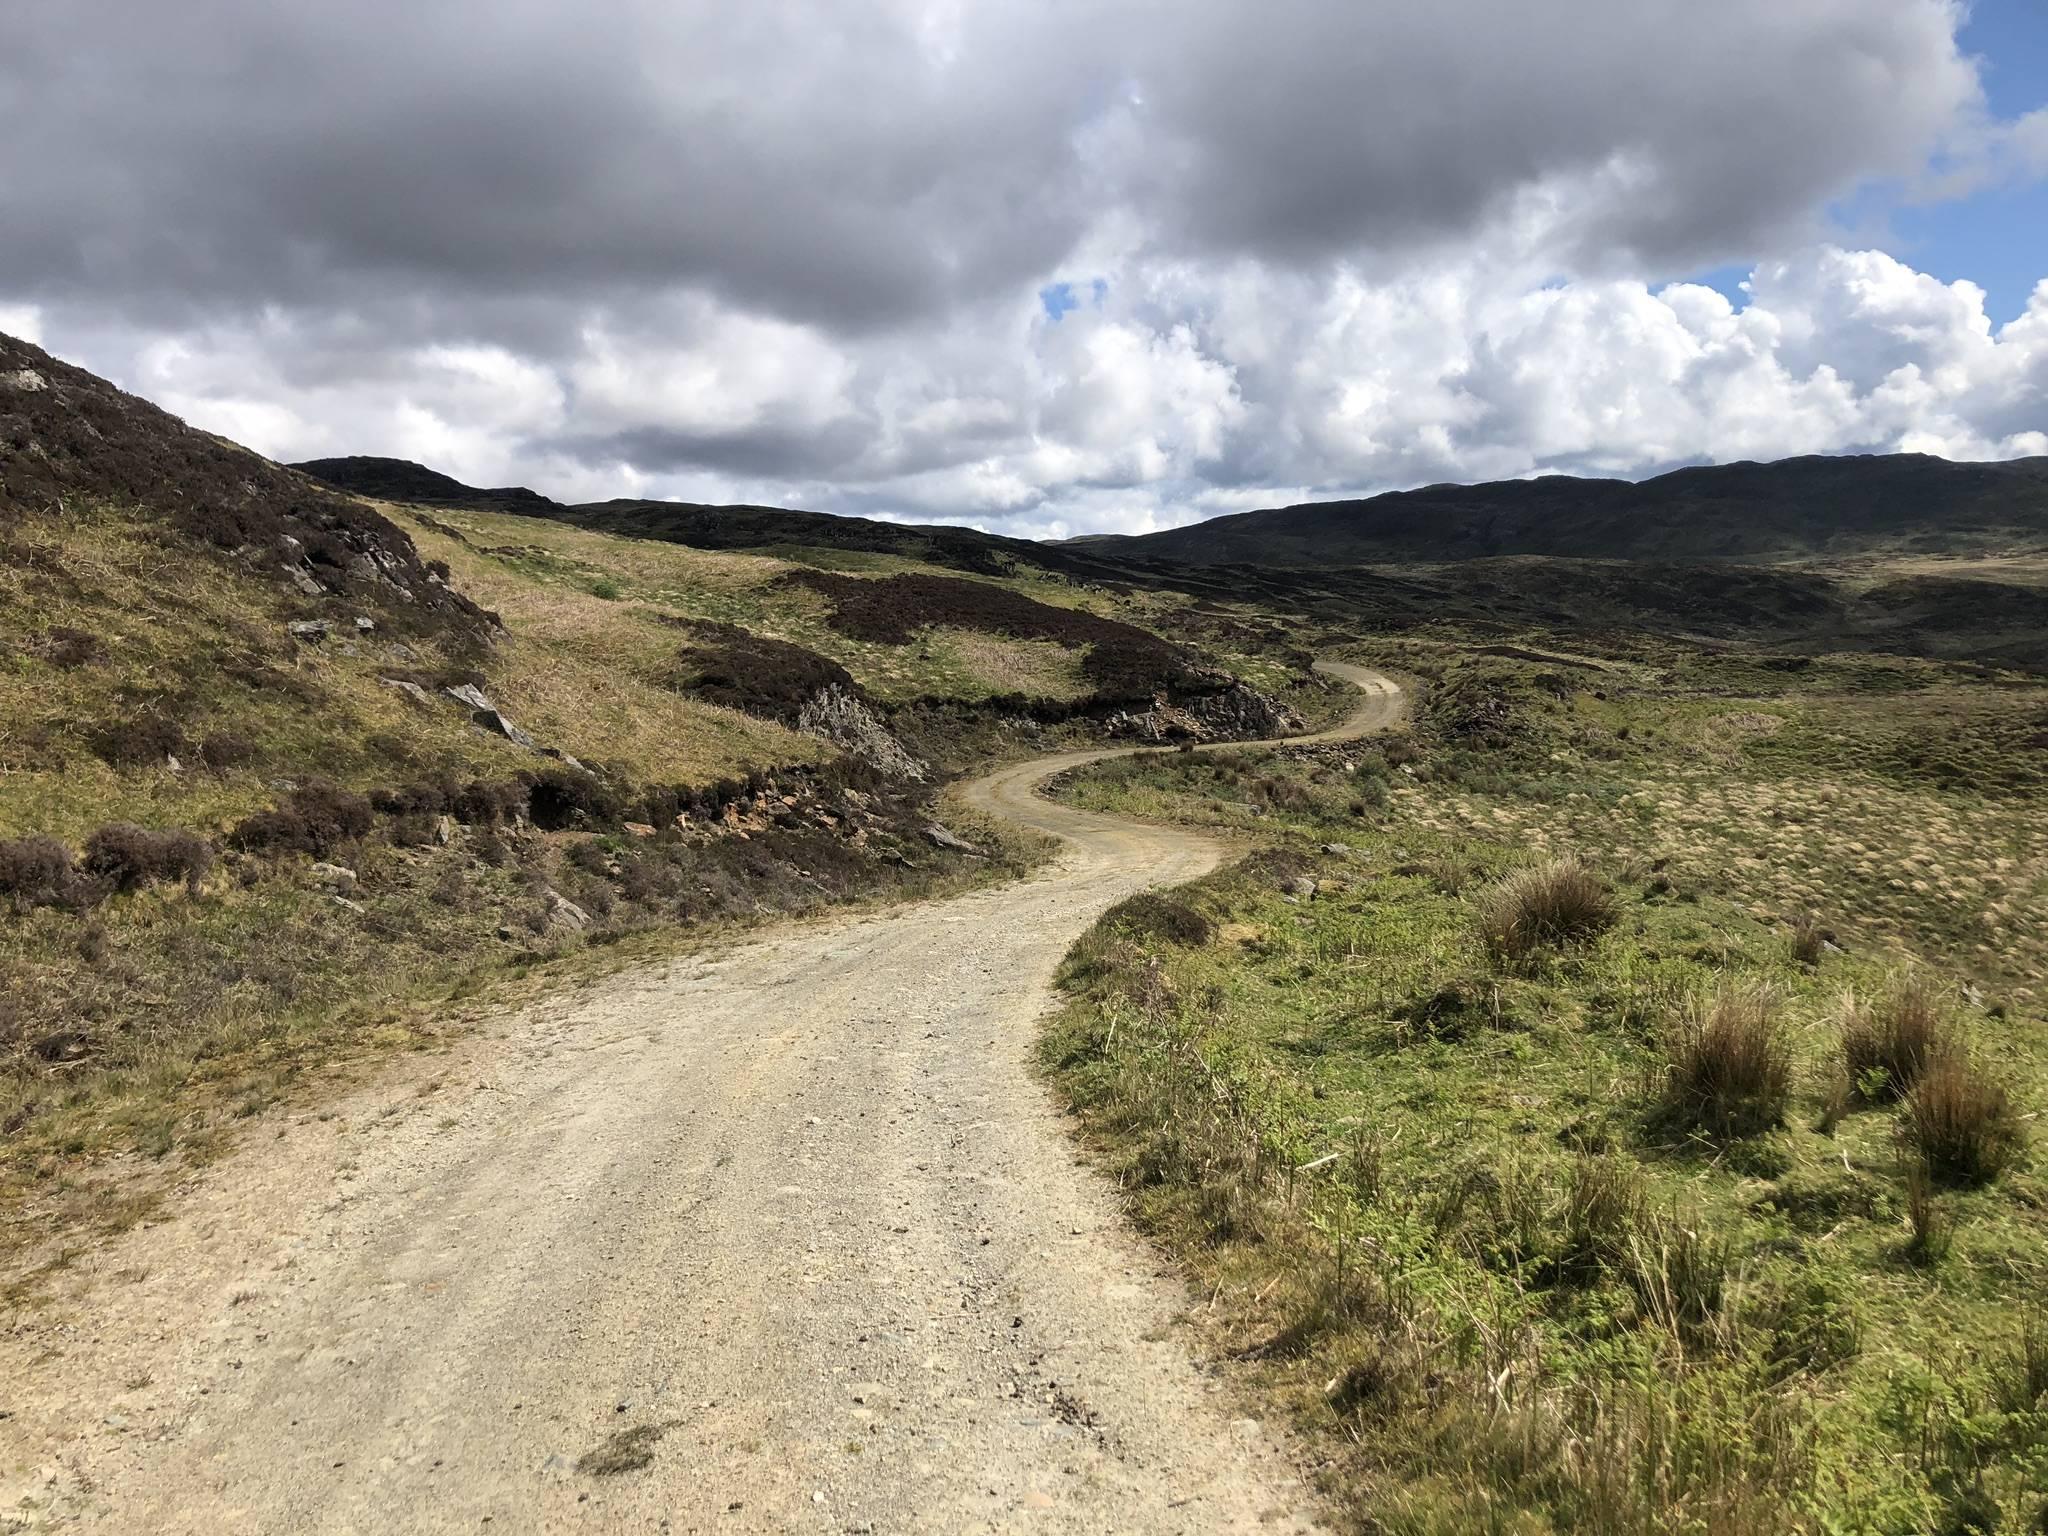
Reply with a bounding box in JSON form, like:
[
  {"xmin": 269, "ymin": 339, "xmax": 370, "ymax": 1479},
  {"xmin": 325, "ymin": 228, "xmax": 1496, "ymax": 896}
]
[
  {"xmin": 675, "ymin": 621, "xmax": 863, "ymax": 725},
  {"xmin": 1658, "ymin": 985, "xmax": 1791, "ymax": 1140},
  {"xmin": 88, "ymin": 713, "xmax": 188, "ymax": 767},
  {"xmin": 451, "ymin": 777, "xmax": 527, "ymax": 826},
  {"xmin": 590, "ymin": 577, "xmax": 623, "ymax": 600},
  {"xmin": 0, "ymin": 835, "xmax": 79, "ymax": 908},
  {"xmin": 1905, "ymin": 1052, "xmax": 2023, "ymax": 1185},
  {"xmin": 81, "ymin": 824, "xmax": 213, "ymax": 894},
  {"xmin": 229, "ymin": 781, "xmax": 374, "ymax": 856},
  {"xmin": 1103, "ymin": 891, "xmax": 1214, "ymax": 948},
  {"xmin": 1842, "ymin": 972, "xmax": 1950, "ymax": 1102},
  {"xmin": 527, "ymin": 767, "xmax": 622, "ymax": 831},
  {"xmin": 198, "ymin": 731, "xmax": 257, "ymax": 772},
  {"xmin": 1475, "ymin": 858, "xmax": 1615, "ymax": 964}
]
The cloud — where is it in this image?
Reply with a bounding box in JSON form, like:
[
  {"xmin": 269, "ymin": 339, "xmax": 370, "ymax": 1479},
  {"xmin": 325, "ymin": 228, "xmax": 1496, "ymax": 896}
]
[{"xmin": 1, "ymin": 1, "xmax": 2041, "ymax": 533}]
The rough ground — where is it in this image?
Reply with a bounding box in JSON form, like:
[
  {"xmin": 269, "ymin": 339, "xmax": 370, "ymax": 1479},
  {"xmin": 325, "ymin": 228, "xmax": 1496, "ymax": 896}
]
[{"xmin": 1, "ymin": 664, "xmax": 1402, "ymax": 1535}]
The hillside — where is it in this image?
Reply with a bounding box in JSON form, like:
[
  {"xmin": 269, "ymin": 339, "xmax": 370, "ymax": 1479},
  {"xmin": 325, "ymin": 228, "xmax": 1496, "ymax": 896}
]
[{"xmin": 1081, "ymin": 453, "xmax": 2048, "ymax": 566}]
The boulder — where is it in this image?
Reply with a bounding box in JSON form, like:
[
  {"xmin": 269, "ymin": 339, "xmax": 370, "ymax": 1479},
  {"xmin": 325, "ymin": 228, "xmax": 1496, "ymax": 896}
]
[
  {"xmin": 923, "ymin": 822, "xmax": 983, "ymax": 855},
  {"xmin": 287, "ymin": 619, "xmax": 333, "ymax": 641},
  {"xmin": 477, "ymin": 709, "xmax": 538, "ymax": 751},
  {"xmin": 310, "ymin": 861, "xmax": 357, "ymax": 896},
  {"xmin": 445, "ymin": 682, "xmax": 495, "ymax": 712},
  {"xmin": 1282, "ymin": 876, "xmax": 1319, "ymax": 900},
  {"xmin": 381, "ymin": 678, "xmax": 434, "ymax": 707},
  {"xmin": 542, "ymin": 888, "xmax": 591, "ymax": 932}
]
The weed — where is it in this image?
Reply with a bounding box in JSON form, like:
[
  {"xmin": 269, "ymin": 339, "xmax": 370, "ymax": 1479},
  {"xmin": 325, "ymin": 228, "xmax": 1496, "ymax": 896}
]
[
  {"xmin": 1903, "ymin": 1162, "xmax": 1955, "ymax": 1265},
  {"xmin": 1475, "ymin": 857, "xmax": 1615, "ymax": 964},
  {"xmin": 1843, "ymin": 973, "xmax": 1952, "ymax": 1102},
  {"xmin": 1658, "ymin": 984, "xmax": 1791, "ymax": 1140},
  {"xmin": 1905, "ymin": 1051, "xmax": 2023, "ymax": 1186}
]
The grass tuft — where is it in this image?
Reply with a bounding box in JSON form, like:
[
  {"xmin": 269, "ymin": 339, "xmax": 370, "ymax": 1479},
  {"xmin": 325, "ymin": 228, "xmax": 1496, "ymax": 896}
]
[
  {"xmin": 1904, "ymin": 1051, "xmax": 2024, "ymax": 1186},
  {"xmin": 1474, "ymin": 857, "xmax": 1615, "ymax": 964},
  {"xmin": 1842, "ymin": 972, "xmax": 1951, "ymax": 1102},
  {"xmin": 1657, "ymin": 984, "xmax": 1792, "ymax": 1140}
]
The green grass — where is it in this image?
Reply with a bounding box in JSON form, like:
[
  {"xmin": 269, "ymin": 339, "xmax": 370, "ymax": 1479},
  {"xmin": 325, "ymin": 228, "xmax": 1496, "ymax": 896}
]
[{"xmin": 1044, "ymin": 632, "xmax": 2048, "ymax": 1532}]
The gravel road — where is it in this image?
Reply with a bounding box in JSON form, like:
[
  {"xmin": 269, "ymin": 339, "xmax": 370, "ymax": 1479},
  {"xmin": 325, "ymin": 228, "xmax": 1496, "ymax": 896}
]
[{"xmin": 1, "ymin": 664, "xmax": 1402, "ymax": 1535}]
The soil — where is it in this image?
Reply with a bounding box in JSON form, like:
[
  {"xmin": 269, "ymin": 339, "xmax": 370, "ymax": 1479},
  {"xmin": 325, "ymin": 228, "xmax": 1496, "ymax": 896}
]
[{"xmin": 0, "ymin": 664, "xmax": 1402, "ymax": 1534}]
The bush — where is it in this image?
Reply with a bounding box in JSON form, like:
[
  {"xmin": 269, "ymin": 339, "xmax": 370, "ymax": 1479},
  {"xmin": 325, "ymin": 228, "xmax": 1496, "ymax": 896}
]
[
  {"xmin": 229, "ymin": 781, "xmax": 374, "ymax": 856},
  {"xmin": 88, "ymin": 713, "xmax": 189, "ymax": 767},
  {"xmin": 1842, "ymin": 973, "xmax": 1950, "ymax": 1102},
  {"xmin": 198, "ymin": 731, "xmax": 258, "ymax": 772},
  {"xmin": 1475, "ymin": 858, "xmax": 1615, "ymax": 963},
  {"xmin": 451, "ymin": 777, "xmax": 527, "ymax": 827},
  {"xmin": 1905, "ymin": 1052, "xmax": 2023, "ymax": 1186},
  {"xmin": 1103, "ymin": 891, "xmax": 1214, "ymax": 948},
  {"xmin": 81, "ymin": 824, "xmax": 213, "ymax": 894},
  {"xmin": 0, "ymin": 835, "xmax": 80, "ymax": 908},
  {"xmin": 1658, "ymin": 985, "xmax": 1792, "ymax": 1140},
  {"xmin": 675, "ymin": 621, "xmax": 863, "ymax": 725},
  {"xmin": 527, "ymin": 767, "xmax": 622, "ymax": 831}
]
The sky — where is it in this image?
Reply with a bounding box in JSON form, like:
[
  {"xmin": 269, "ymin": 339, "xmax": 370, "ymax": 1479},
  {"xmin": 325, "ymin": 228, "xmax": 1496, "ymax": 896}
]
[{"xmin": 1, "ymin": 0, "xmax": 2045, "ymax": 539}]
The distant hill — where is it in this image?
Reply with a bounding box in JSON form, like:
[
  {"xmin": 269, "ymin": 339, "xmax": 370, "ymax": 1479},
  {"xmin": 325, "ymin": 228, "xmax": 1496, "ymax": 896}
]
[
  {"xmin": 291, "ymin": 455, "xmax": 558, "ymax": 517},
  {"xmin": 1077, "ymin": 454, "xmax": 2048, "ymax": 566},
  {"xmin": 294, "ymin": 456, "xmax": 1166, "ymax": 585}
]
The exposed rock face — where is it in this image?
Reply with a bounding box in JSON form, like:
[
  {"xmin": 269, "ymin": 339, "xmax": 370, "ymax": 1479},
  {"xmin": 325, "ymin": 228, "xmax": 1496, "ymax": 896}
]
[
  {"xmin": 1106, "ymin": 683, "xmax": 1306, "ymax": 743},
  {"xmin": 796, "ymin": 684, "xmax": 928, "ymax": 782}
]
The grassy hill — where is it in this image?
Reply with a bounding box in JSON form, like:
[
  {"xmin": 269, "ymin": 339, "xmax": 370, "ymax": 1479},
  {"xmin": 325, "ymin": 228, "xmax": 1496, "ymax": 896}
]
[{"xmin": 1079, "ymin": 453, "xmax": 2048, "ymax": 566}]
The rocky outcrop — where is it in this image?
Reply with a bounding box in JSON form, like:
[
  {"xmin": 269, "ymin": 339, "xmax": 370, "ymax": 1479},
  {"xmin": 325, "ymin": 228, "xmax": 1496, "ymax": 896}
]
[
  {"xmin": 1106, "ymin": 683, "xmax": 1305, "ymax": 743},
  {"xmin": 796, "ymin": 684, "xmax": 928, "ymax": 782}
]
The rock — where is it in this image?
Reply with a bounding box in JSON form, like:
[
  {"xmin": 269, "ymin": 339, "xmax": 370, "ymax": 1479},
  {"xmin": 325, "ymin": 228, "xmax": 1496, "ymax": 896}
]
[
  {"xmin": 542, "ymin": 889, "xmax": 590, "ymax": 932},
  {"xmin": 381, "ymin": 678, "xmax": 434, "ymax": 707},
  {"xmin": 1282, "ymin": 876, "xmax": 1319, "ymax": 900},
  {"xmin": 445, "ymin": 682, "xmax": 495, "ymax": 712},
  {"xmin": 795, "ymin": 684, "xmax": 927, "ymax": 781},
  {"xmin": 353, "ymin": 615, "xmax": 375, "ymax": 633},
  {"xmin": 284, "ymin": 564, "xmax": 325, "ymax": 597},
  {"xmin": 165, "ymin": 753, "xmax": 183, "ymax": 773},
  {"xmin": 433, "ymin": 815, "xmax": 455, "ymax": 846},
  {"xmin": 310, "ymin": 862, "xmax": 357, "ymax": 895},
  {"xmin": 476, "ymin": 709, "xmax": 538, "ymax": 751},
  {"xmin": 287, "ymin": 619, "xmax": 333, "ymax": 641},
  {"xmin": 330, "ymin": 896, "xmax": 366, "ymax": 914},
  {"xmin": 1320, "ymin": 842, "xmax": 1352, "ymax": 856},
  {"xmin": 6, "ymin": 367, "xmax": 49, "ymax": 392},
  {"xmin": 623, "ymin": 821, "xmax": 657, "ymax": 839},
  {"xmin": 922, "ymin": 822, "xmax": 982, "ymax": 855}
]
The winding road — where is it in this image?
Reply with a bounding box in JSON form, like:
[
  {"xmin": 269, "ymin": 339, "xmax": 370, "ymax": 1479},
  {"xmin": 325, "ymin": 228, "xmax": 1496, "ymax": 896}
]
[{"xmin": 1, "ymin": 663, "xmax": 1402, "ymax": 1535}]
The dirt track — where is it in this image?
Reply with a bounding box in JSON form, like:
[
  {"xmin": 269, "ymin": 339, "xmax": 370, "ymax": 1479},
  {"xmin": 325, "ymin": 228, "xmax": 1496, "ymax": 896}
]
[{"xmin": 0, "ymin": 663, "xmax": 1402, "ymax": 1534}]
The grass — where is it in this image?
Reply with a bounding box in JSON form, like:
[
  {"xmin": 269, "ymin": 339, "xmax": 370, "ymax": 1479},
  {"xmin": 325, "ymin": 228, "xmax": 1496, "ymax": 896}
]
[{"xmin": 1044, "ymin": 630, "xmax": 2048, "ymax": 1532}]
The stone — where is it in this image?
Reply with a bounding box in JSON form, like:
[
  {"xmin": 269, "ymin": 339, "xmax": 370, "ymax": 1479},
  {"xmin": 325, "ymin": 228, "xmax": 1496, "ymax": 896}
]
[
  {"xmin": 922, "ymin": 822, "xmax": 982, "ymax": 855},
  {"xmin": 477, "ymin": 709, "xmax": 538, "ymax": 751},
  {"xmin": 444, "ymin": 682, "xmax": 495, "ymax": 713},
  {"xmin": 331, "ymin": 896, "xmax": 366, "ymax": 914},
  {"xmin": 1282, "ymin": 876, "xmax": 1319, "ymax": 899},
  {"xmin": 623, "ymin": 821, "xmax": 657, "ymax": 839},
  {"xmin": 1320, "ymin": 842, "xmax": 1352, "ymax": 856},
  {"xmin": 353, "ymin": 615, "xmax": 375, "ymax": 633},
  {"xmin": 381, "ymin": 678, "xmax": 434, "ymax": 707},
  {"xmin": 285, "ymin": 564, "xmax": 325, "ymax": 597},
  {"xmin": 542, "ymin": 889, "xmax": 590, "ymax": 932},
  {"xmin": 434, "ymin": 815, "xmax": 455, "ymax": 846},
  {"xmin": 6, "ymin": 367, "xmax": 49, "ymax": 392},
  {"xmin": 287, "ymin": 619, "xmax": 333, "ymax": 640},
  {"xmin": 310, "ymin": 862, "xmax": 357, "ymax": 895}
]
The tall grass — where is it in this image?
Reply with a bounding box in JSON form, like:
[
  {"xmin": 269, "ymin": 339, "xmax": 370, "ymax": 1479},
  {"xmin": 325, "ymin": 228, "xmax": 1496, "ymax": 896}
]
[
  {"xmin": 1904, "ymin": 1051, "xmax": 2023, "ymax": 1185},
  {"xmin": 1475, "ymin": 857, "xmax": 1615, "ymax": 964},
  {"xmin": 1658, "ymin": 985, "xmax": 1792, "ymax": 1139}
]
